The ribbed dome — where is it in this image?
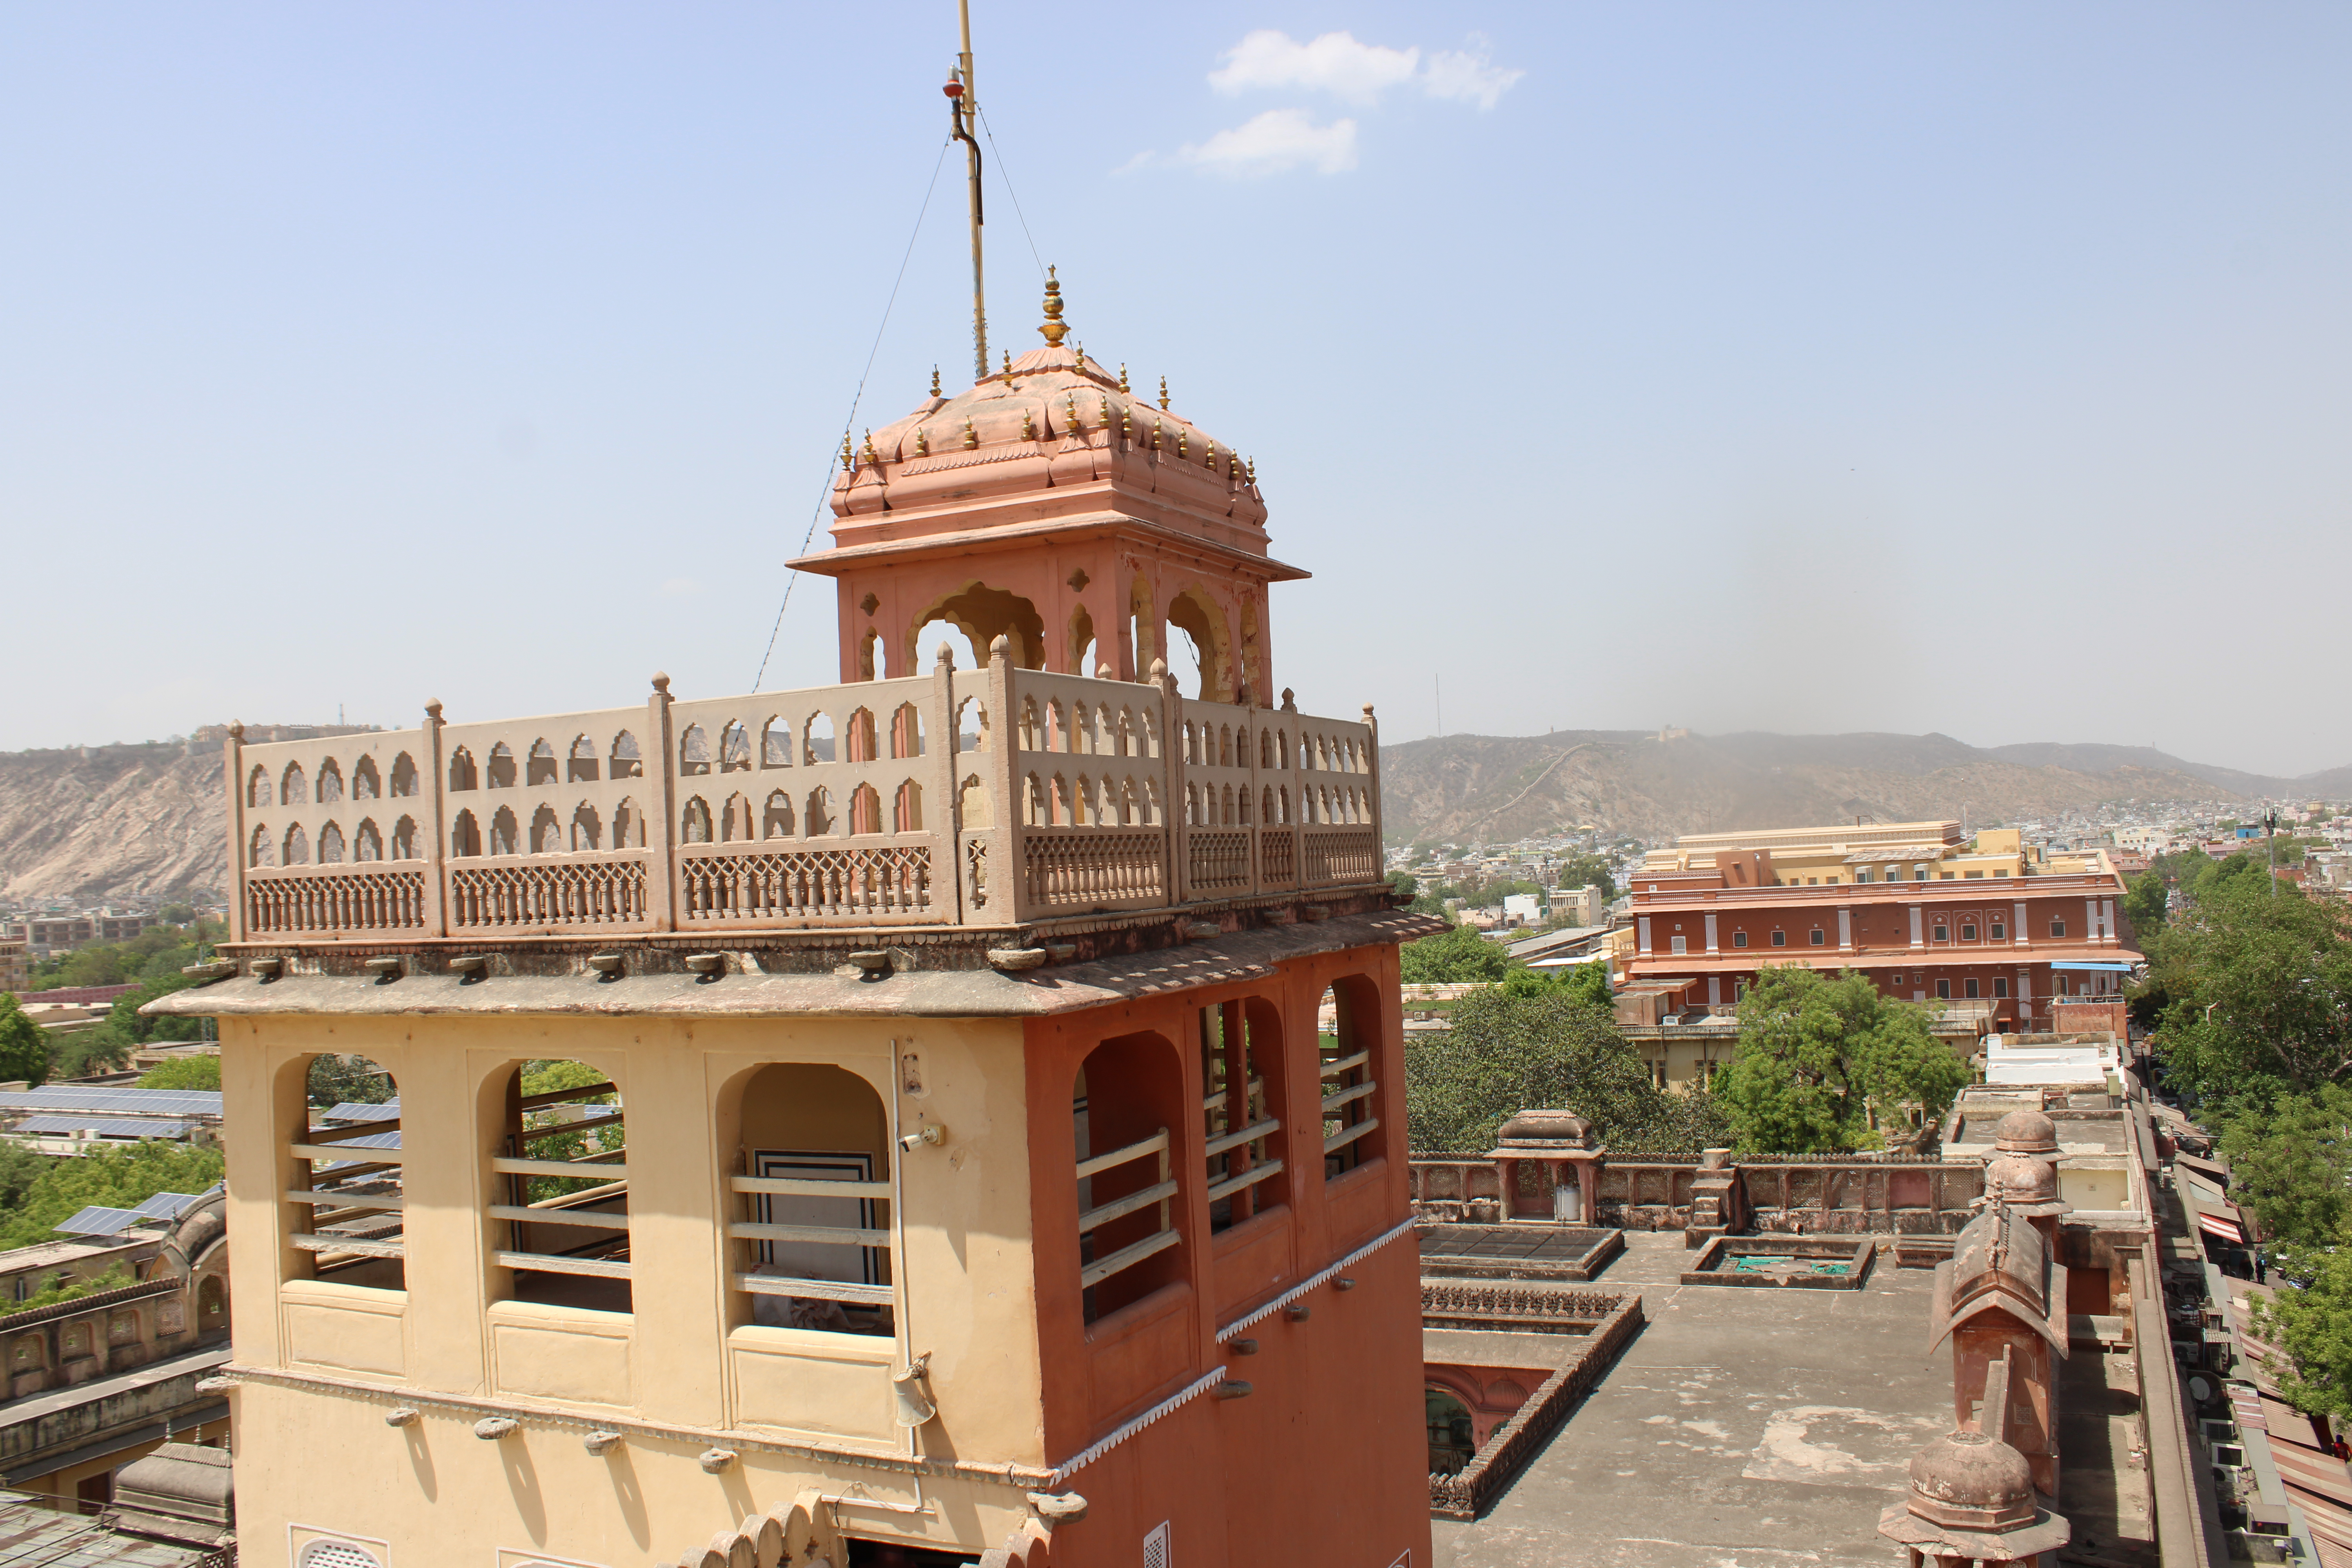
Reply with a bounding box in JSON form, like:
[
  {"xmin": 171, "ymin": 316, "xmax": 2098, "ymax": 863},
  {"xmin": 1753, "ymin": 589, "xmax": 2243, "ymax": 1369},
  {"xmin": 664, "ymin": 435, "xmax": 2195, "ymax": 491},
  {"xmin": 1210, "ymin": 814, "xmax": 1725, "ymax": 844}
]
[
  {"xmin": 1985, "ymin": 1148, "xmax": 2059, "ymax": 1206},
  {"xmin": 1906, "ymin": 1430, "xmax": 2037, "ymax": 1530},
  {"xmin": 1994, "ymin": 1108, "xmax": 2059, "ymax": 1154}
]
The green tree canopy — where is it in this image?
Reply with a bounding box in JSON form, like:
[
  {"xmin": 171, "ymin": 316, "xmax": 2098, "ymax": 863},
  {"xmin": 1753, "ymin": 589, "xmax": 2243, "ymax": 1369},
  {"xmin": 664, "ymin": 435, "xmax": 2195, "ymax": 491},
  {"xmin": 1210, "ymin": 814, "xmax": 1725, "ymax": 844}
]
[
  {"xmin": 2123, "ymin": 870, "xmax": 2169, "ymax": 936},
  {"xmin": 1548, "ymin": 853, "xmax": 1617, "ymax": 903},
  {"xmin": 2214, "ymin": 1084, "xmax": 2352, "ymax": 1251},
  {"xmin": 137, "ymin": 1055, "xmax": 223, "ymax": 1092},
  {"xmin": 1404, "ymin": 989, "xmax": 1730, "ymax": 1154},
  {"xmin": 2252, "ymin": 1248, "xmax": 2352, "ymax": 1422},
  {"xmin": 0, "ymin": 997, "xmax": 49, "ymax": 1088},
  {"xmin": 307, "ymin": 1054, "xmax": 395, "ymax": 1107},
  {"xmin": 1719, "ymin": 967, "xmax": 1967, "ymax": 1153},
  {"xmin": 1400, "ymin": 923, "xmax": 1515, "ymax": 985},
  {"xmin": 2145, "ymin": 873, "xmax": 2352, "ymax": 1106}
]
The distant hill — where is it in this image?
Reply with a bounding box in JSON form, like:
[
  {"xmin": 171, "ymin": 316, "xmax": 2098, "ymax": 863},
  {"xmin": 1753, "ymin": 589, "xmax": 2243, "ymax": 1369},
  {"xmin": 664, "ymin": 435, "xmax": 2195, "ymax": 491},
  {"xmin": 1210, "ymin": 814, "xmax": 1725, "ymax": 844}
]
[
  {"xmin": 0, "ymin": 743, "xmax": 226, "ymax": 904},
  {"xmin": 1377, "ymin": 728, "xmax": 2311, "ymax": 846}
]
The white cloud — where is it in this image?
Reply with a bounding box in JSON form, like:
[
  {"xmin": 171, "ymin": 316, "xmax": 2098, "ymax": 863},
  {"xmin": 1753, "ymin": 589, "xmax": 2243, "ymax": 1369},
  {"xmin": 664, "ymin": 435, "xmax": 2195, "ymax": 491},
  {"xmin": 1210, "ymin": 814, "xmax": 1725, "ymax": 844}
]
[
  {"xmin": 1175, "ymin": 109, "xmax": 1359, "ymax": 178},
  {"xmin": 1207, "ymin": 29, "xmax": 1523, "ymax": 110},
  {"xmin": 1209, "ymin": 29, "xmax": 1420, "ymax": 106},
  {"xmin": 1420, "ymin": 37, "xmax": 1524, "ymax": 111}
]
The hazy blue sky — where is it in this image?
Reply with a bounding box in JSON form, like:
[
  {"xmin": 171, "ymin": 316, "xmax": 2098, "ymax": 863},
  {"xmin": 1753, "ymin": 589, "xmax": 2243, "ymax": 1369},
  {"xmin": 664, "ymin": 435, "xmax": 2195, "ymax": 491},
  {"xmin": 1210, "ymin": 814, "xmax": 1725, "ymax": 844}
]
[{"xmin": 6, "ymin": 5, "xmax": 2348, "ymax": 773}]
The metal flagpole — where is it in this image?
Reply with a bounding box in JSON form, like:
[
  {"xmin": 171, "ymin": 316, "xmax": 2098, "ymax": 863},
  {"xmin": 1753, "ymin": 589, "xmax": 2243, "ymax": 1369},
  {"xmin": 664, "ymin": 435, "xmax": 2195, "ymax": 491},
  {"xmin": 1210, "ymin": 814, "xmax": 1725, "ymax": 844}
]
[{"xmin": 947, "ymin": 2, "xmax": 987, "ymax": 381}]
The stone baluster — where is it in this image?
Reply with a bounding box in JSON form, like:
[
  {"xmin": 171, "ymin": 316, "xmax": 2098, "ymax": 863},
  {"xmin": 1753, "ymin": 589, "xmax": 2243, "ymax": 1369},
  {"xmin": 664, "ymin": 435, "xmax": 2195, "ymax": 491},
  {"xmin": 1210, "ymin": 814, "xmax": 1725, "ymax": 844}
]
[
  {"xmin": 222, "ymin": 723, "xmax": 248, "ymax": 943},
  {"xmin": 421, "ymin": 700, "xmax": 449, "ymax": 938},
  {"xmin": 648, "ymin": 673, "xmax": 679, "ymax": 932}
]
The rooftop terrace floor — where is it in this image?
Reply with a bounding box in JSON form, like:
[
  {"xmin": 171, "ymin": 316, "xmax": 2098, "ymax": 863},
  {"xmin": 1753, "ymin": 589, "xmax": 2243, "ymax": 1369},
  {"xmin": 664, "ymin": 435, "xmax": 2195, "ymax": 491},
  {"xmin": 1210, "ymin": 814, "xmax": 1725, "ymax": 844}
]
[{"xmin": 1431, "ymin": 1231, "xmax": 1948, "ymax": 1568}]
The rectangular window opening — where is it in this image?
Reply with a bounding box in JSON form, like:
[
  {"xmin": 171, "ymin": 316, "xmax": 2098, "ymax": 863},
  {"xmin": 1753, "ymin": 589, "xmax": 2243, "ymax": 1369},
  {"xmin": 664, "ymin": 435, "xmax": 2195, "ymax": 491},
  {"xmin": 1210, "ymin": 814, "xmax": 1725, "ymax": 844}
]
[
  {"xmin": 1202, "ymin": 1003, "xmax": 1285, "ymax": 1235},
  {"xmin": 492, "ymin": 1065, "xmax": 632, "ymax": 1315}
]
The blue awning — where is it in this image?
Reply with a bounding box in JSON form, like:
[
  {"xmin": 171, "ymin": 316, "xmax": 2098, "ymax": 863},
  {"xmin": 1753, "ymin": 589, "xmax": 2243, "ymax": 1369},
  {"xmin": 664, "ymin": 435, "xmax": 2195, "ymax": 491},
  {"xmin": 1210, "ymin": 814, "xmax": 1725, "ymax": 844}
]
[{"xmin": 2049, "ymin": 961, "xmax": 2134, "ymax": 971}]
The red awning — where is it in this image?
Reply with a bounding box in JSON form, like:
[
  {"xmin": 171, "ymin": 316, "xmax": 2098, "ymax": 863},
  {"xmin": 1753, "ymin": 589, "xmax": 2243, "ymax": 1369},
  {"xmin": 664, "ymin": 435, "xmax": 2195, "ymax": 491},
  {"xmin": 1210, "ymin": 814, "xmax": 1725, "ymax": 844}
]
[{"xmin": 2198, "ymin": 1211, "xmax": 2245, "ymax": 1245}]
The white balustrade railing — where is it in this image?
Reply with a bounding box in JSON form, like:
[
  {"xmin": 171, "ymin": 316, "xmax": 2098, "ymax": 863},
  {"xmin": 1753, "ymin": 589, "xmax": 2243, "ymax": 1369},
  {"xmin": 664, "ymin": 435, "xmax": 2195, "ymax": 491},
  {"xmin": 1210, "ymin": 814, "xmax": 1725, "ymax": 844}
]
[{"xmin": 223, "ymin": 661, "xmax": 1384, "ymax": 938}]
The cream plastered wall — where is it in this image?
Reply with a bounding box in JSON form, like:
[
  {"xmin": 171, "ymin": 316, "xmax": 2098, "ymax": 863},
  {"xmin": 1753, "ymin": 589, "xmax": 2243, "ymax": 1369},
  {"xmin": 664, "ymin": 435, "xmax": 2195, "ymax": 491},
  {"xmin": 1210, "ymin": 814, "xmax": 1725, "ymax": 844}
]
[{"xmin": 220, "ymin": 1009, "xmax": 1049, "ymax": 1562}]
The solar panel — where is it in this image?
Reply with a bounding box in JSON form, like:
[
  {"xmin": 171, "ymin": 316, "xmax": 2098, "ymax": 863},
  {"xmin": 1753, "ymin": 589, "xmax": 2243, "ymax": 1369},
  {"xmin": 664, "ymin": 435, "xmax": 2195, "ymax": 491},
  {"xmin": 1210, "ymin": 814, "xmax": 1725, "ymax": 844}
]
[
  {"xmin": 130, "ymin": 1191, "xmax": 203, "ymax": 1221},
  {"xmin": 0, "ymin": 1087, "xmax": 223, "ymax": 1116},
  {"xmin": 10, "ymin": 1116, "xmax": 194, "ymax": 1139},
  {"xmin": 321, "ymin": 1099, "xmax": 401, "ymax": 1123},
  {"xmin": 53, "ymin": 1205, "xmax": 150, "ymax": 1238}
]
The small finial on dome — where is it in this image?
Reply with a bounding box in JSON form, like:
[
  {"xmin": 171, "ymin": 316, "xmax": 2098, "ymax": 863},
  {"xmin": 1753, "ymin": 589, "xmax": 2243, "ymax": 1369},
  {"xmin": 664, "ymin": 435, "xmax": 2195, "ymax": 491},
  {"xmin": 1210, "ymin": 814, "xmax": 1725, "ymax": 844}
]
[
  {"xmin": 1247, "ymin": 456, "xmax": 1258, "ymax": 484},
  {"xmin": 840, "ymin": 434, "xmax": 855, "ymax": 469},
  {"xmin": 930, "ymin": 365, "xmax": 941, "ymax": 397},
  {"xmin": 1022, "ymin": 408, "xmax": 1035, "ymax": 440},
  {"xmin": 1038, "ymin": 265, "xmax": 1069, "ymax": 346},
  {"xmin": 1158, "ymin": 375, "xmax": 1169, "ymax": 411},
  {"xmin": 963, "ymin": 416, "xmax": 978, "ymax": 450},
  {"xmin": 1002, "ymin": 348, "xmax": 1013, "ymax": 385},
  {"xmin": 860, "ymin": 429, "xmax": 878, "ymax": 463},
  {"xmin": 1119, "ymin": 363, "xmax": 1129, "ymax": 393},
  {"xmin": 1175, "ymin": 428, "xmax": 1186, "ymax": 459},
  {"xmin": 914, "ymin": 426, "xmax": 929, "ymax": 456}
]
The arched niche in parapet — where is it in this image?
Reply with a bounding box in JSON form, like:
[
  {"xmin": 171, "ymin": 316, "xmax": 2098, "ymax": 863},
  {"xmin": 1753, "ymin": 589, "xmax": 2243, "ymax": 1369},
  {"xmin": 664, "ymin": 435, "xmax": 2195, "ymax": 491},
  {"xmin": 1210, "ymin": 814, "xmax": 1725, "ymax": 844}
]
[
  {"xmin": 955, "ymin": 697, "xmax": 988, "ymax": 754},
  {"xmin": 449, "ymin": 809, "xmax": 482, "ymax": 858},
  {"xmin": 388, "ymin": 753, "xmax": 417, "ymax": 797},
  {"xmin": 530, "ymin": 804, "xmax": 562, "ymax": 854},
  {"xmin": 761, "ymin": 790, "xmax": 795, "ymax": 839},
  {"xmin": 803, "ymin": 787, "xmax": 835, "ymax": 837},
  {"xmin": 247, "ymin": 766, "xmax": 272, "ymax": 809},
  {"xmin": 317, "ymin": 759, "xmax": 344, "ymax": 803},
  {"xmin": 802, "ymin": 713, "xmax": 835, "ymax": 765},
  {"xmin": 611, "ymin": 798, "xmax": 645, "ymax": 849},
  {"xmin": 1165, "ymin": 588, "xmax": 1230, "ymax": 702},
  {"xmin": 317, "ymin": 822, "xmax": 346, "ymax": 864},
  {"xmin": 283, "ymin": 1050, "xmax": 404, "ymax": 1293},
  {"xmin": 761, "ymin": 717, "xmax": 792, "ymax": 768},
  {"xmin": 447, "ymin": 747, "xmax": 478, "ymax": 793},
  {"xmin": 390, "ymin": 816, "xmax": 418, "ymax": 860},
  {"xmin": 679, "ymin": 725, "xmax": 712, "ymax": 777},
  {"xmin": 720, "ymin": 792, "xmax": 753, "ymax": 843},
  {"xmin": 283, "ymin": 824, "xmax": 312, "ymax": 866},
  {"xmin": 352, "ymin": 756, "xmax": 380, "ymax": 799},
  {"xmin": 354, "ymin": 820, "xmax": 383, "ymax": 862},
  {"xmin": 567, "ymin": 735, "xmax": 599, "ymax": 783},
  {"xmin": 906, "ymin": 581, "xmax": 1045, "ymax": 671},
  {"xmin": 956, "ymin": 773, "xmax": 990, "ymax": 830},
  {"xmin": 488, "ymin": 806, "xmax": 519, "ymax": 856},
  {"xmin": 680, "ymin": 796, "xmax": 713, "ymax": 845},
  {"xmin": 844, "ymin": 708, "xmax": 879, "ymax": 764},
  {"xmin": 712, "ymin": 1060, "xmax": 895, "ymax": 1337},
  {"xmin": 609, "ymin": 731, "xmax": 643, "ymax": 779},
  {"xmin": 892, "ymin": 780, "xmax": 923, "ymax": 833},
  {"xmin": 847, "ymin": 783, "xmax": 882, "ymax": 836},
  {"xmin": 526, "ymin": 739, "xmax": 557, "ymax": 787},
  {"xmin": 889, "ymin": 703, "xmax": 924, "ymax": 760},
  {"xmin": 486, "ymin": 743, "xmax": 516, "ymax": 790},
  {"xmin": 570, "ymin": 802, "xmax": 601, "ymax": 851},
  {"xmin": 248, "ymin": 826, "xmax": 276, "ymax": 868},
  {"xmin": 1071, "ymin": 1030, "xmax": 1189, "ymax": 1325},
  {"xmin": 720, "ymin": 722, "xmax": 751, "ymax": 773},
  {"xmin": 281, "ymin": 762, "xmax": 309, "ymax": 806}
]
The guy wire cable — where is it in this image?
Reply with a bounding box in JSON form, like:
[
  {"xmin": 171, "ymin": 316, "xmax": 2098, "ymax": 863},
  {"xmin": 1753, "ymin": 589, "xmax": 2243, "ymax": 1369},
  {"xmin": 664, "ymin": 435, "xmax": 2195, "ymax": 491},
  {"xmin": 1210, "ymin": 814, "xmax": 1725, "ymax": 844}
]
[
  {"xmin": 977, "ymin": 105, "xmax": 1047, "ymax": 281},
  {"xmin": 751, "ymin": 136, "xmax": 953, "ymax": 692}
]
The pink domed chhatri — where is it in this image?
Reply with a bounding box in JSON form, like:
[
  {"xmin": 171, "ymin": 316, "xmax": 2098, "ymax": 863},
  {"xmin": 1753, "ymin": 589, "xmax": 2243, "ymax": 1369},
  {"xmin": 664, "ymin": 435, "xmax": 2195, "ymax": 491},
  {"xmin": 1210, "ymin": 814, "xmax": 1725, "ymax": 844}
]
[
  {"xmin": 1993, "ymin": 1108, "xmax": 2059, "ymax": 1154},
  {"xmin": 792, "ymin": 277, "xmax": 1303, "ymax": 705},
  {"xmin": 1879, "ymin": 1430, "xmax": 2070, "ymax": 1566}
]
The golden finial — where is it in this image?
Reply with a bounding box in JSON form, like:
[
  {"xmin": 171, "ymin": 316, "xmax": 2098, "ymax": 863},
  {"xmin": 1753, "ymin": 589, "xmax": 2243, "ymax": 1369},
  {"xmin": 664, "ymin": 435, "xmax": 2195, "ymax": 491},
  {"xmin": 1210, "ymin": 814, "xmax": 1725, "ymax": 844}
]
[
  {"xmin": 860, "ymin": 429, "xmax": 878, "ymax": 463},
  {"xmin": 1022, "ymin": 408, "xmax": 1036, "ymax": 440},
  {"xmin": 1175, "ymin": 428, "xmax": 1187, "ymax": 459},
  {"xmin": 1247, "ymin": 456, "xmax": 1257, "ymax": 484},
  {"xmin": 1038, "ymin": 265, "xmax": 1069, "ymax": 347},
  {"xmin": 1151, "ymin": 418, "xmax": 1163, "ymax": 451},
  {"xmin": 929, "ymin": 365, "xmax": 941, "ymax": 397},
  {"xmin": 963, "ymin": 417, "xmax": 978, "ymax": 450},
  {"xmin": 1158, "ymin": 376, "xmax": 1169, "ymax": 411},
  {"xmin": 840, "ymin": 433, "xmax": 855, "ymax": 468},
  {"xmin": 915, "ymin": 426, "xmax": 929, "ymax": 456},
  {"xmin": 1120, "ymin": 406, "xmax": 1131, "ymax": 441},
  {"xmin": 1119, "ymin": 363, "xmax": 1130, "ymax": 393},
  {"xmin": 1099, "ymin": 394, "xmax": 1111, "ymax": 426},
  {"xmin": 1065, "ymin": 392, "xmax": 1079, "ymax": 430},
  {"xmin": 1001, "ymin": 349, "xmax": 1013, "ymax": 385}
]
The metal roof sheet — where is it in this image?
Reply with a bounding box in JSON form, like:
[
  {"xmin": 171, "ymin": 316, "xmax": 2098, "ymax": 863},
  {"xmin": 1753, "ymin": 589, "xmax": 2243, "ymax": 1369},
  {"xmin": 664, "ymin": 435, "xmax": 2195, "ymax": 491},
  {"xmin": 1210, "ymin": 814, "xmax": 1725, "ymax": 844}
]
[
  {"xmin": 52, "ymin": 1206, "xmax": 157, "ymax": 1238},
  {"xmin": 9, "ymin": 1117, "xmax": 193, "ymax": 1139},
  {"xmin": 0, "ymin": 1088, "xmax": 222, "ymax": 1117}
]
